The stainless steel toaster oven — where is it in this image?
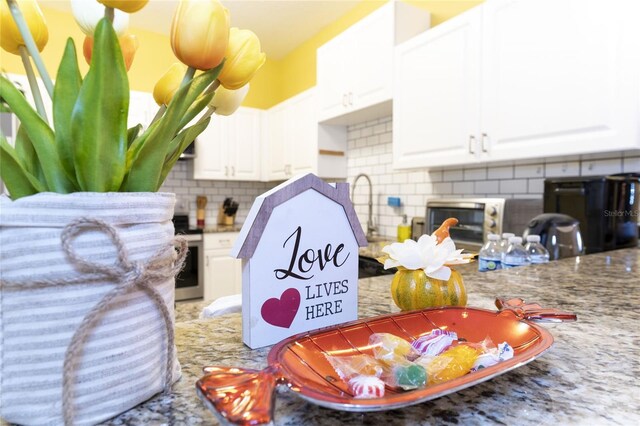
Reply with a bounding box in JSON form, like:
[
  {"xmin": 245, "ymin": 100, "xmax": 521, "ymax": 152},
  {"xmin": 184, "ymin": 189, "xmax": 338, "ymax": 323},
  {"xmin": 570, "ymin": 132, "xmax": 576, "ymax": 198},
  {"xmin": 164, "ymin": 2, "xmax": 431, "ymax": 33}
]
[{"xmin": 421, "ymin": 198, "xmax": 543, "ymax": 252}]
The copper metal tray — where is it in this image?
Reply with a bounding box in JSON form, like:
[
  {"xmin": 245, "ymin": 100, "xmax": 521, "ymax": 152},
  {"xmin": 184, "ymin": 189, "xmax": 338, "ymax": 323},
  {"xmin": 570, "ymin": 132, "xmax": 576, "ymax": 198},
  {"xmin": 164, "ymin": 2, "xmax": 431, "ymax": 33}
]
[{"xmin": 196, "ymin": 298, "xmax": 576, "ymax": 425}]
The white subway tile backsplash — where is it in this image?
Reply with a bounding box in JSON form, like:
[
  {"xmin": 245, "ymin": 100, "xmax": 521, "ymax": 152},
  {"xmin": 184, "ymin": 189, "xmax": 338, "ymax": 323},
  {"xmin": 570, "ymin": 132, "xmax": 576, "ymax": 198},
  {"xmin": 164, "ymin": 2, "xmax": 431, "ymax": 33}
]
[
  {"xmin": 474, "ymin": 180, "xmax": 499, "ymax": 194},
  {"xmin": 433, "ymin": 182, "xmax": 453, "ymax": 194},
  {"xmin": 453, "ymin": 182, "xmax": 474, "ymax": 194},
  {"xmin": 464, "ymin": 168, "xmax": 487, "ymax": 181},
  {"xmin": 443, "ymin": 170, "xmax": 463, "ymax": 181},
  {"xmin": 528, "ymin": 178, "xmax": 545, "ymax": 193},
  {"xmin": 623, "ymin": 156, "xmax": 640, "ymax": 173},
  {"xmin": 499, "ymin": 179, "xmax": 528, "ymax": 194},
  {"xmin": 515, "ymin": 164, "xmax": 544, "ymax": 178},
  {"xmin": 580, "ymin": 158, "xmax": 623, "ymax": 176},
  {"xmin": 544, "ymin": 161, "xmax": 579, "ymax": 177},
  {"xmin": 488, "ymin": 166, "xmax": 513, "ymax": 179}
]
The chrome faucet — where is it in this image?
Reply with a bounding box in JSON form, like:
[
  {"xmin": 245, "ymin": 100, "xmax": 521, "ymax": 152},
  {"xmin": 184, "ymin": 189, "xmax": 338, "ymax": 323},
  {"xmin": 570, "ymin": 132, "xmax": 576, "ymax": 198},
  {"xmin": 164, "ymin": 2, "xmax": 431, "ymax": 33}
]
[{"xmin": 351, "ymin": 173, "xmax": 377, "ymax": 239}]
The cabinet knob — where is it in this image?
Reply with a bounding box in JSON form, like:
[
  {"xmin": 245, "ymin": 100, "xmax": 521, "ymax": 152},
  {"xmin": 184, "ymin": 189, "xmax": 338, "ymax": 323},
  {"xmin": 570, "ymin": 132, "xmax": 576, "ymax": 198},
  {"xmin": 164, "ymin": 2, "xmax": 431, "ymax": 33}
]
[{"xmin": 468, "ymin": 135, "xmax": 476, "ymax": 154}]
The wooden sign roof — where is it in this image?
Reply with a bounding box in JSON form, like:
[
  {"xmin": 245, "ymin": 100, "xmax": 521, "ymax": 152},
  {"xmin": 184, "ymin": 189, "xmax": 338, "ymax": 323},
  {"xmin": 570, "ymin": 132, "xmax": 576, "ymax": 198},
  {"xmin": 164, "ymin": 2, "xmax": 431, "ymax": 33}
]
[{"xmin": 231, "ymin": 173, "xmax": 368, "ymax": 259}]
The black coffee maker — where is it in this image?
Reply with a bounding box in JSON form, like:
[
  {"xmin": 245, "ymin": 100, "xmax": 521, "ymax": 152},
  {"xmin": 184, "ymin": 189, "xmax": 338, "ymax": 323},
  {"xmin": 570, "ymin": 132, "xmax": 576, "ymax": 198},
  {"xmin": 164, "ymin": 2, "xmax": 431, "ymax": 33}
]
[{"xmin": 543, "ymin": 174, "xmax": 640, "ymax": 253}]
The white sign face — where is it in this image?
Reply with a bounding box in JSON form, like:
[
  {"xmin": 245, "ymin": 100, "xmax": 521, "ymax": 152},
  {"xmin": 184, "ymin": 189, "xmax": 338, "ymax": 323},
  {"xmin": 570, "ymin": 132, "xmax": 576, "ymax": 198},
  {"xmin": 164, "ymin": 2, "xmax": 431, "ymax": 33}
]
[{"xmin": 242, "ymin": 189, "xmax": 359, "ymax": 348}]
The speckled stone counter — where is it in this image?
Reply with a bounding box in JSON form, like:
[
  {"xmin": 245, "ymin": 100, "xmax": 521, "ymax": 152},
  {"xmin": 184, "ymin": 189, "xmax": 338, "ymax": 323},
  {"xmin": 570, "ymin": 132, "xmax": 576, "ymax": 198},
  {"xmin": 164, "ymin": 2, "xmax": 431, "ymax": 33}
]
[{"xmin": 101, "ymin": 248, "xmax": 639, "ymax": 425}]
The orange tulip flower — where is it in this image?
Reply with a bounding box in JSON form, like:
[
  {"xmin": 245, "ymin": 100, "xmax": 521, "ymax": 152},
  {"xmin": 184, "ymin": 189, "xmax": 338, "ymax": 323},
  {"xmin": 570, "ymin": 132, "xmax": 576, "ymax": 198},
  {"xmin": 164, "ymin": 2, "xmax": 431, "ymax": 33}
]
[{"xmin": 83, "ymin": 33, "xmax": 139, "ymax": 71}]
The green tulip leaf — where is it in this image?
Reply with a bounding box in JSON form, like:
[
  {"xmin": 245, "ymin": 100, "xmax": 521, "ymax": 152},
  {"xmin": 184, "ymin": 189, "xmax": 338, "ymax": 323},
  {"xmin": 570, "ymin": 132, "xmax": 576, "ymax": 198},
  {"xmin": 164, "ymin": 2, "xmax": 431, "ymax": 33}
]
[
  {"xmin": 177, "ymin": 90, "xmax": 214, "ymax": 131},
  {"xmin": 0, "ymin": 76, "xmax": 74, "ymax": 193},
  {"xmin": 0, "ymin": 134, "xmax": 46, "ymax": 199},
  {"xmin": 71, "ymin": 18, "xmax": 128, "ymax": 192},
  {"xmin": 127, "ymin": 124, "xmax": 143, "ymax": 148},
  {"xmin": 123, "ymin": 64, "xmax": 222, "ymax": 192},
  {"xmin": 53, "ymin": 38, "xmax": 82, "ymax": 186},
  {"xmin": 157, "ymin": 117, "xmax": 210, "ymax": 189},
  {"xmin": 15, "ymin": 126, "xmax": 45, "ymax": 184}
]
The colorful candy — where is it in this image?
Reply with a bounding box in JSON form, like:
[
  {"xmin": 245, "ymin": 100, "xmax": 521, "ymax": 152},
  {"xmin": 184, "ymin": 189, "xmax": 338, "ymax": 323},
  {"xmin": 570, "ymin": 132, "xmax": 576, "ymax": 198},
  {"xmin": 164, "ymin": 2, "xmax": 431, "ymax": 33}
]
[
  {"xmin": 391, "ymin": 363, "xmax": 427, "ymax": 390},
  {"xmin": 471, "ymin": 342, "xmax": 514, "ymax": 371},
  {"xmin": 411, "ymin": 329, "xmax": 457, "ymax": 356},
  {"xmin": 427, "ymin": 344, "xmax": 480, "ymax": 385},
  {"xmin": 370, "ymin": 333, "xmax": 416, "ymax": 363},
  {"xmin": 348, "ymin": 375, "xmax": 385, "ymax": 399}
]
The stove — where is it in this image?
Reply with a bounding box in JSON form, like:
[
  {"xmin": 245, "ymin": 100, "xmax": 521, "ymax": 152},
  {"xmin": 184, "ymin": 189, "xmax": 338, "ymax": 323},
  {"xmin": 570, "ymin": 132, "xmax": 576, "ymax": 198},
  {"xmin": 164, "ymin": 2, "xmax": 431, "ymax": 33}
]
[{"xmin": 172, "ymin": 215, "xmax": 204, "ymax": 301}]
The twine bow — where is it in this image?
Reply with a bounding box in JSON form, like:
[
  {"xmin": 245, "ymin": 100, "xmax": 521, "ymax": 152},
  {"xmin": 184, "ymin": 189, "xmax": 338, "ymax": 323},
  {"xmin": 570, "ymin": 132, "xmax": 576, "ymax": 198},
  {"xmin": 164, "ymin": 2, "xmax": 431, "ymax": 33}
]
[{"xmin": 0, "ymin": 217, "xmax": 187, "ymax": 425}]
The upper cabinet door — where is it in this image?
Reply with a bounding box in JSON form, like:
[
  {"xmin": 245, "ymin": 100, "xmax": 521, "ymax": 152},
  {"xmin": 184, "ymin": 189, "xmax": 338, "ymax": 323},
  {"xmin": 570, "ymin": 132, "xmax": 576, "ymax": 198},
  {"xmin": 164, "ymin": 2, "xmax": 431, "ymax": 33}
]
[
  {"xmin": 317, "ymin": 2, "xmax": 430, "ymax": 125},
  {"xmin": 230, "ymin": 108, "xmax": 262, "ymax": 181},
  {"xmin": 193, "ymin": 114, "xmax": 230, "ymax": 180},
  {"xmin": 481, "ymin": 0, "xmax": 640, "ymax": 160},
  {"xmin": 393, "ymin": 7, "xmax": 482, "ymax": 169},
  {"xmin": 266, "ymin": 105, "xmax": 288, "ymax": 181},
  {"xmin": 287, "ymin": 89, "xmax": 317, "ymax": 175}
]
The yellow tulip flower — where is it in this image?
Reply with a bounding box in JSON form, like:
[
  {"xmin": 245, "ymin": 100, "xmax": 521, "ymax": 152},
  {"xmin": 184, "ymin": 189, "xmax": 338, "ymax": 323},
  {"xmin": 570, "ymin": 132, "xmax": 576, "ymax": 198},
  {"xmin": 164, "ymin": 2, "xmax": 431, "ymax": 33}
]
[
  {"xmin": 153, "ymin": 63, "xmax": 187, "ymax": 106},
  {"xmin": 98, "ymin": 0, "xmax": 149, "ymax": 13},
  {"xmin": 209, "ymin": 84, "xmax": 250, "ymax": 116},
  {"xmin": 170, "ymin": 0, "xmax": 229, "ymax": 71},
  {"xmin": 218, "ymin": 27, "xmax": 266, "ymax": 90},
  {"xmin": 0, "ymin": 0, "xmax": 48, "ymax": 55}
]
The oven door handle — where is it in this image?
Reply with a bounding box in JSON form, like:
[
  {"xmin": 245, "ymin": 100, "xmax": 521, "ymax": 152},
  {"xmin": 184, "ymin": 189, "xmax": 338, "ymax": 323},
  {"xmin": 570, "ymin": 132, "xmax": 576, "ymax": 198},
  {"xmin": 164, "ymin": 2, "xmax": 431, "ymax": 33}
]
[{"xmin": 427, "ymin": 202, "xmax": 485, "ymax": 209}]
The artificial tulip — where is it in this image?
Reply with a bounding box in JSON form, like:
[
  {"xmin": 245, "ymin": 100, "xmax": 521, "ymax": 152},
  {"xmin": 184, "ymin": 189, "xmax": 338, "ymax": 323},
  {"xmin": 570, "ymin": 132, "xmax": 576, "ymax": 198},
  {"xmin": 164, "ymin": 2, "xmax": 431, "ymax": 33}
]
[
  {"xmin": 71, "ymin": 0, "xmax": 129, "ymax": 37},
  {"xmin": 218, "ymin": 27, "xmax": 266, "ymax": 90},
  {"xmin": 97, "ymin": 0, "xmax": 149, "ymax": 13},
  {"xmin": 0, "ymin": 0, "xmax": 48, "ymax": 55},
  {"xmin": 83, "ymin": 33, "xmax": 138, "ymax": 71},
  {"xmin": 209, "ymin": 84, "xmax": 249, "ymax": 116},
  {"xmin": 153, "ymin": 63, "xmax": 186, "ymax": 106},
  {"xmin": 170, "ymin": 0, "xmax": 229, "ymax": 70}
]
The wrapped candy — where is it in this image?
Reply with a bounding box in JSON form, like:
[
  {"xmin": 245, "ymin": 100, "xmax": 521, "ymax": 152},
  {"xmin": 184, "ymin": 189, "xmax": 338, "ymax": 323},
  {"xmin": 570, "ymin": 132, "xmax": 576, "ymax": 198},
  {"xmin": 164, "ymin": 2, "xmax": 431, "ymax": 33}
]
[
  {"xmin": 388, "ymin": 362, "xmax": 427, "ymax": 390},
  {"xmin": 369, "ymin": 333, "xmax": 417, "ymax": 363},
  {"xmin": 471, "ymin": 342, "xmax": 514, "ymax": 371},
  {"xmin": 348, "ymin": 375, "xmax": 385, "ymax": 399},
  {"xmin": 424, "ymin": 344, "xmax": 480, "ymax": 385},
  {"xmin": 411, "ymin": 329, "xmax": 457, "ymax": 356},
  {"xmin": 325, "ymin": 354, "xmax": 384, "ymax": 380}
]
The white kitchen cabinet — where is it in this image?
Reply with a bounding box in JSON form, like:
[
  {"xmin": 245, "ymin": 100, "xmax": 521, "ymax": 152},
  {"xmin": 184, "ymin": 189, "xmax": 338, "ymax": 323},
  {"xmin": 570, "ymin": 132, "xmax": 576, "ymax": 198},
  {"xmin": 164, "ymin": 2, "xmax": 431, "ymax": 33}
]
[
  {"xmin": 194, "ymin": 107, "xmax": 262, "ymax": 181},
  {"xmin": 203, "ymin": 232, "xmax": 242, "ymax": 300},
  {"xmin": 393, "ymin": 0, "xmax": 640, "ymax": 170},
  {"xmin": 317, "ymin": 1, "xmax": 430, "ymax": 125},
  {"xmin": 393, "ymin": 7, "xmax": 482, "ymax": 169},
  {"xmin": 264, "ymin": 88, "xmax": 347, "ymax": 181},
  {"xmin": 128, "ymin": 91, "xmax": 156, "ymax": 131}
]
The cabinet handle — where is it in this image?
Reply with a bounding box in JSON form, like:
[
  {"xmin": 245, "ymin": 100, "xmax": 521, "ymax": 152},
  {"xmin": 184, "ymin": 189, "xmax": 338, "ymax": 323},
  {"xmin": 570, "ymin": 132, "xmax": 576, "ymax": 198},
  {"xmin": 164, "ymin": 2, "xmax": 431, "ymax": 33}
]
[
  {"xmin": 225, "ymin": 166, "xmax": 229, "ymax": 176},
  {"xmin": 342, "ymin": 93, "xmax": 348, "ymax": 107},
  {"xmin": 481, "ymin": 133, "xmax": 489, "ymax": 153},
  {"xmin": 348, "ymin": 92, "xmax": 353, "ymax": 106},
  {"xmin": 219, "ymin": 239, "xmax": 231, "ymax": 245},
  {"xmin": 206, "ymin": 255, "xmax": 209, "ymax": 267},
  {"xmin": 468, "ymin": 135, "xmax": 476, "ymax": 154},
  {"xmin": 231, "ymin": 166, "xmax": 235, "ymax": 176}
]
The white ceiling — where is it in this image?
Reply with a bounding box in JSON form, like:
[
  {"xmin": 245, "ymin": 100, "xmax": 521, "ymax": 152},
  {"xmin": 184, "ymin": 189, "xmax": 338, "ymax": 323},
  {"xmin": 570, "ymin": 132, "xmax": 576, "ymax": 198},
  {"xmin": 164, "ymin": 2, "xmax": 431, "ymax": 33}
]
[{"xmin": 42, "ymin": 0, "xmax": 362, "ymax": 60}]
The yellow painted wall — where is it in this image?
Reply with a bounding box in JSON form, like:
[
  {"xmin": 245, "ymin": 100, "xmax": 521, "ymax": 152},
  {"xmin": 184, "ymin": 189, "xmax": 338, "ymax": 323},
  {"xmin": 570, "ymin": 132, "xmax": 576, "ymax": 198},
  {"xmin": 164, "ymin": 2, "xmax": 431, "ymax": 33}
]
[{"xmin": 0, "ymin": 0, "xmax": 482, "ymax": 110}]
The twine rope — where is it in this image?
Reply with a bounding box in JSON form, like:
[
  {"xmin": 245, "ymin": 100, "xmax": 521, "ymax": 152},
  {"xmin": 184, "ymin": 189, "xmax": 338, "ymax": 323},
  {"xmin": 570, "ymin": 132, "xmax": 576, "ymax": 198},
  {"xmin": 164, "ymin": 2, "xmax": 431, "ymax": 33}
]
[{"xmin": 0, "ymin": 217, "xmax": 187, "ymax": 426}]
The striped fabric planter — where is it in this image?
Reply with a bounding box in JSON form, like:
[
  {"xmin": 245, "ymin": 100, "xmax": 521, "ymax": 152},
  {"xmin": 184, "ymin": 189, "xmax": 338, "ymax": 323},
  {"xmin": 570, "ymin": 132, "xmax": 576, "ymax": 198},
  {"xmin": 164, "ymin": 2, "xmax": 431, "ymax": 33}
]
[{"xmin": 0, "ymin": 192, "xmax": 181, "ymax": 425}]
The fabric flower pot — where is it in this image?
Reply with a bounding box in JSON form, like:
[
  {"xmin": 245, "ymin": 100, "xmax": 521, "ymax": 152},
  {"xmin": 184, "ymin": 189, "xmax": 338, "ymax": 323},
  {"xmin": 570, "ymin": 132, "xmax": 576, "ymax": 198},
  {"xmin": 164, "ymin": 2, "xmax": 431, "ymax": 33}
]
[
  {"xmin": 0, "ymin": 192, "xmax": 184, "ymax": 425},
  {"xmin": 390, "ymin": 267, "xmax": 467, "ymax": 311}
]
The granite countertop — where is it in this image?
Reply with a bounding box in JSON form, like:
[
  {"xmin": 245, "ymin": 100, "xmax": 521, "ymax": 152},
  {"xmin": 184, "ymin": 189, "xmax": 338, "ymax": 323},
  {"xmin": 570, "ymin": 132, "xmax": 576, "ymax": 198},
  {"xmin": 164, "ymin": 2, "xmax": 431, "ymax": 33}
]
[{"xmin": 102, "ymin": 248, "xmax": 640, "ymax": 425}]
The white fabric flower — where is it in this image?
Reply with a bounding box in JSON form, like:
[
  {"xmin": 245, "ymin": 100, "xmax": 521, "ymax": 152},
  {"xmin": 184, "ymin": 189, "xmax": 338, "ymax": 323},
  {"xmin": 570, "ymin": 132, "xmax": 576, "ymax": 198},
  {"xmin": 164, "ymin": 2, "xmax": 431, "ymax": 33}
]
[
  {"xmin": 382, "ymin": 235, "xmax": 473, "ymax": 281},
  {"xmin": 71, "ymin": 0, "xmax": 129, "ymax": 37}
]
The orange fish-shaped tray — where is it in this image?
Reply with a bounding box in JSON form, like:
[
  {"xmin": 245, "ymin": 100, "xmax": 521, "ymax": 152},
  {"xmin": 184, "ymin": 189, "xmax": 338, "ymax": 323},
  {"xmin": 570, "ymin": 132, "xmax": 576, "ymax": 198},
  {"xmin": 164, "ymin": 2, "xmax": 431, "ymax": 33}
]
[{"xmin": 196, "ymin": 298, "xmax": 576, "ymax": 425}]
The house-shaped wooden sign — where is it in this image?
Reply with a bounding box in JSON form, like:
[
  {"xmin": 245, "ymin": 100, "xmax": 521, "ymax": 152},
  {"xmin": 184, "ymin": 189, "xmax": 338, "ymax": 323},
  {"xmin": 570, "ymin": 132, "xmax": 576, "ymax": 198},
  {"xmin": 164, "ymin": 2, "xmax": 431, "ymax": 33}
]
[{"xmin": 231, "ymin": 173, "xmax": 368, "ymax": 348}]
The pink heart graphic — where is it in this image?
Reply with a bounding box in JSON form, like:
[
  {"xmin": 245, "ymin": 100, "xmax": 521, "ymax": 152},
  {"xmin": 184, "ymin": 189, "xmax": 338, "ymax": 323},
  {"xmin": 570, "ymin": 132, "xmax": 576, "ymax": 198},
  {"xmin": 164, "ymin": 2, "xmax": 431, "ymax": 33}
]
[{"xmin": 261, "ymin": 288, "xmax": 300, "ymax": 329}]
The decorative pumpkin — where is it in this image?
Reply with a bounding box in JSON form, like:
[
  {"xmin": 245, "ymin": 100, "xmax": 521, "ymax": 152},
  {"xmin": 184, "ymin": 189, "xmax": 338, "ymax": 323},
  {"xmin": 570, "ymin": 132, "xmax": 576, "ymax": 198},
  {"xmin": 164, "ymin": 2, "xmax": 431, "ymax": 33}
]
[{"xmin": 390, "ymin": 267, "xmax": 467, "ymax": 311}]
